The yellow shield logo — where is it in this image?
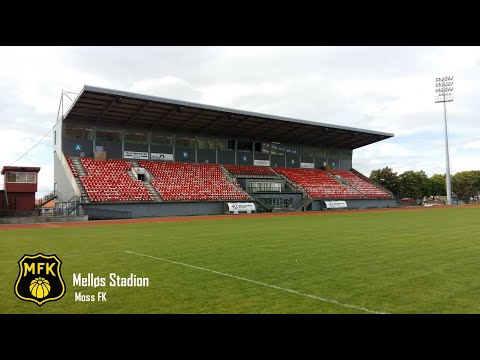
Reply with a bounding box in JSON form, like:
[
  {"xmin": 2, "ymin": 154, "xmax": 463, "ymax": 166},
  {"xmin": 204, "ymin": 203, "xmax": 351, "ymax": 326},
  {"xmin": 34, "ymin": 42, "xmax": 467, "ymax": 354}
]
[{"xmin": 15, "ymin": 253, "xmax": 66, "ymax": 306}]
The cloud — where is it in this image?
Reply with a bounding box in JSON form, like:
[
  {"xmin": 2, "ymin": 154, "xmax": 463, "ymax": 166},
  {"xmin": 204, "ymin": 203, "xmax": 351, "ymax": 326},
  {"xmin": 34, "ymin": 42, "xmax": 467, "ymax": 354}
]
[
  {"xmin": 0, "ymin": 129, "xmax": 53, "ymax": 195},
  {"xmin": 462, "ymin": 139, "xmax": 480, "ymax": 150},
  {"xmin": 128, "ymin": 76, "xmax": 202, "ymax": 102}
]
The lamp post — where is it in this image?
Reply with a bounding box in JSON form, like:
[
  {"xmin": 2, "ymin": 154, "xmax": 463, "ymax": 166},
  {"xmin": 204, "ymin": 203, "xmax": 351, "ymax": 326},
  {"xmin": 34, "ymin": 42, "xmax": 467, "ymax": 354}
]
[{"xmin": 435, "ymin": 76, "xmax": 453, "ymax": 205}]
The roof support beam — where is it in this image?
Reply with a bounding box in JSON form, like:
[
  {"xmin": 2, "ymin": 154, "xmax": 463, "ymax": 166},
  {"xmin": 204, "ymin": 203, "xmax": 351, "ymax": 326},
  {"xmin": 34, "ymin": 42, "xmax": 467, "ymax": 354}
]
[
  {"xmin": 274, "ymin": 123, "xmax": 305, "ymax": 137},
  {"xmin": 123, "ymin": 101, "xmax": 152, "ymax": 127},
  {"xmin": 174, "ymin": 110, "xmax": 206, "ymax": 131},
  {"xmin": 97, "ymin": 98, "xmax": 118, "ymax": 120},
  {"xmin": 149, "ymin": 106, "xmax": 180, "ymax": 131},
  {"xmin": 236, "ymin": 120, "xmax": 276, "ymax": 137},
  {"xmin": 205, "ymin": 114, "xmax": 253, "ymax": 131},
  {"xmin": 198, "ymin": 113, "xmax": 230, "ymax": 131}
]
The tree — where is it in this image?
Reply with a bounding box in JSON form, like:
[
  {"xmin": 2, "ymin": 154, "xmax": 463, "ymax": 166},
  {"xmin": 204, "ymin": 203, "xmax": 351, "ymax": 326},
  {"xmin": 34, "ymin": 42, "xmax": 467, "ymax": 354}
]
[
  {"xmin": 472, "ymin": 171, "xmax": 480, "ymax": 193},
  {"xmin": 369, "ymin": 167, "xmax": 400, "ymax": 195},
  {"xmin": 398, "ymin": 170, "xmax": 430, "ymax": 200},
  {"xmin": 452, "ymin": 171, "xmax": 478, "ymax": 203},
  {"xmin": 429, "ymin": 174, "xmax": 446, "ymax": 197}
]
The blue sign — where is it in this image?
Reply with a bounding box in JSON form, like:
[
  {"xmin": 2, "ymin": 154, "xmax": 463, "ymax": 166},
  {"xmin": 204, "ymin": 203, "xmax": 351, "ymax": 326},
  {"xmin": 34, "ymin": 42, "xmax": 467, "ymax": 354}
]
[
  {"xmin": 291, "ymin": 159, "xmax": 294, "ymax": 164},
  {"xmin": 183, "ymin": 152, "xmax": 188, "ymax": 158},
  {"xmin": 242, "ymin": 156, "xmax": 247, "ymax": 161},
  {"xmin": 75, "ymin": 144, "xmax": 82, "ymax": 151}
]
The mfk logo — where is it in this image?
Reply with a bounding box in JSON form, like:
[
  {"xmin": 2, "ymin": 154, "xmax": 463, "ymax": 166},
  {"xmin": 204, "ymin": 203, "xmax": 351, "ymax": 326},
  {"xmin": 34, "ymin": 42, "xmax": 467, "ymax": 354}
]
[{"xmin": 14, "ymin": 253, "xmax": 66, "ymax": 306}]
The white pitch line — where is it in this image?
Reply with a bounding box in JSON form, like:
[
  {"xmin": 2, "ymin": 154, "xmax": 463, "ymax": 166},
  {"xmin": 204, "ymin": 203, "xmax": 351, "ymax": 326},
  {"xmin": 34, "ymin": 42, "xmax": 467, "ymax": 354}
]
[{"xmin": 125, "ymin": 250, "xmax": 388, "ymax": 314}]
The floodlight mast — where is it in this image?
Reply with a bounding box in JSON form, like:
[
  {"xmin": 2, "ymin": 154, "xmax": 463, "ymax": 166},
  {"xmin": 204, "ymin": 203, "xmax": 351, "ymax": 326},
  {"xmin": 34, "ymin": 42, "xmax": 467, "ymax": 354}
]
[{"xmin": 435, "ymin": 76, "xmax": 454, "ymax": 205}]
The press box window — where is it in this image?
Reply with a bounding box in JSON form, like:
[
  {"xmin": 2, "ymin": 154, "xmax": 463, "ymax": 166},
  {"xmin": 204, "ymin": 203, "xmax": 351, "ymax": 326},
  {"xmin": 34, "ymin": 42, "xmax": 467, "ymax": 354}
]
[
  {"xmin": 7, "ymin": 172, "xmax": 36, "ymax": 183},
  {"xmin": 64, "ymin": 126, "xmax": 93, "ymax": 140},
  {"xmin": 285, "ymin": 145, "xmax": 298, "ymax": 155},
  {"xmin": 237, "ymin": 140, "xmax": 253, "ymax": 152},
  {"xmin": 151, "ymin": 134, "xmax": 172, "ymax": 145},
  {"xmin": 96, "ymin": 130, "xmax": 121, "ymax": 142},
  {"xmin": 125, "ymin": 132, "xmax": 147, "ymax": 144},
  {"xmin": 176, "ymin": 137, "xmax": 195, "ymax": 148},
  {"xmin": 197, "ymin": 137, "xmax": 215, "ymax": 150},
  {"xmin": 271, "ymin": 143, "xmax": 284, "ymax": 155},
  {"xmin": 302, "ymin": 146, "xmax": 314, "ymax": 157}
]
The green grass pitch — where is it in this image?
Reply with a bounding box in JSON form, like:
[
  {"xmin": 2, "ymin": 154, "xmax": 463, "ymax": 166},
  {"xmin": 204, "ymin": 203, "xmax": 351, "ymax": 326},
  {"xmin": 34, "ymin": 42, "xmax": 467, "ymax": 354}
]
[{"xmin": 1, "ymin": 206, "xmax": 480, "ymax": 314}]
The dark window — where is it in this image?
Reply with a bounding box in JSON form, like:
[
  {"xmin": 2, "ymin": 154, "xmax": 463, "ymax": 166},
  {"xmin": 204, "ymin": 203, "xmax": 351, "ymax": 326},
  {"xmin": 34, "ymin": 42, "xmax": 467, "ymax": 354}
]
[
  {"xmin": 96, "ymin": 130, "xmax": 121, "ymax": 142},
  {"xmin": 227, "ymin": 139, "xmax": 235, "ymax": 151},
  {"xmin": 237, "ymin": 140, "xmax": 253, "ymax": 152},
  {"xmin": 261, "ymin": 143, "xmax": 270, "ymax": 154},
  {"xmin": 302, "ymin": 146, "xmax": 313, "ymax": 157},
  {"xmin": 285, "ymin": 145, "xmax": 297, "ymax": 155},
  {"xmin": 176, "ymin": 137, "xmax": 195, "ymax": 148},
  {"xmin": 216, "ymin": 138, "xmax": 226, "ymax": 151},
  {"xmin": 64, "ymin": 126, "xmax": 93, "ymax": 140},
  {"xmin": 125, "ymin": 132, "xmax": 147, "ymax": 144},
  {"xmin": 315, "ymin": 147, "xmax": 326, "ymax": 158},
  {"xmin": 197, "ymin": 137, "xmax": 215, "ymax": 150},
  {"xmin": 151, "ymin": 134, "xmax": 172, "ymax": 145}
]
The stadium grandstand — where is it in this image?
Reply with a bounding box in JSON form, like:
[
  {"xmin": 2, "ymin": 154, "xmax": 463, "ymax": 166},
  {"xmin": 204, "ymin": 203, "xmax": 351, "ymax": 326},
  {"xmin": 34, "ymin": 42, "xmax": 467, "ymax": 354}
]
[{"xmin": 52, "ymin": 85, "xmax": 396, "ymax": 219}]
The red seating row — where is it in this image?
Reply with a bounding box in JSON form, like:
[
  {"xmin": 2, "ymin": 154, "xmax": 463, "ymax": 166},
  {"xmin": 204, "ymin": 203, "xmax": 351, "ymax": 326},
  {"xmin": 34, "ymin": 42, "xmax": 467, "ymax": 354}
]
[
  {"xmin": 330, "ymin": 171, "xmax": 393, "ymax": 199},
  {"xmin": 67, "ymin": 157, "xmax": 388, "ymax": 203},
  {"xmin": 274, "ymin": 167, "xmax": 364, "ymax": 199},
  {"xmin": 76, "ymin": 158, "xmax": 153, "ymax": 202},
  {"xmin": 66, "ymin": 157, "xmax": 78, "ymax": 177},
  {"xmin": 224, "ymin": 164, "xmax": 276, "ymax": 177},
  {"xmin": 140, "ymin": 161, "xmax": 251, "ymax": 201}
]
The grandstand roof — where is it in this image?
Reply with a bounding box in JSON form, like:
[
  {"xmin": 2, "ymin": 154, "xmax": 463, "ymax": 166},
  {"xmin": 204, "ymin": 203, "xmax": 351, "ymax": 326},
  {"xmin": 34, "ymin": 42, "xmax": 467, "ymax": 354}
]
[{"xmin": 63, "ymin": 85, "xmax": 394, "ymax": 149}]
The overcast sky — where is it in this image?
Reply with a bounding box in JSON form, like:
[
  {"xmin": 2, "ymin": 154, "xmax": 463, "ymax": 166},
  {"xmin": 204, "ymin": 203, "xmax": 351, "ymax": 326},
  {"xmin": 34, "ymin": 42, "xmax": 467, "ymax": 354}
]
[{"xmin": 1, "ymin": 46, "xmax": 479, "ymax": 198}]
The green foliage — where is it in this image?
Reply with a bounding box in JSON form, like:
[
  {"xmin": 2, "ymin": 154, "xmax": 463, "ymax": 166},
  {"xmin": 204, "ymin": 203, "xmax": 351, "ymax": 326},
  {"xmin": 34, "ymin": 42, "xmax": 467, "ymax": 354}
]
[
  {"xmin": 369, "ymin": 167, "xmax": 480, "ymax": 201},
  {"xmin": 429, "ymin": 174, "xmax": 446, "ymax": 197},
  {"xmin": 369, "ymin": 167, "xmax": 400, "ymax": 195},
  {"xmin": 452, "ymin": 171, "xmax": 480, "ymax": 203},
  {"xmin": 398, "ymin": 170, "xmax": 429, "ymax": 199}
]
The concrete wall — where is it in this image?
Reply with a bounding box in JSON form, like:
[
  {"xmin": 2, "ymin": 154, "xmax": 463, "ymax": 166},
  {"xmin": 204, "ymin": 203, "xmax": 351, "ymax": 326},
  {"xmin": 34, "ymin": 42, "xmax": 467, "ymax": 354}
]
[
  {"xmin": 63, "ymin": 137, "xmax": 94, "ymax": 158},
  {"xmin": 311, "ymin": 198, "xmax": 398, "ymax": 211},
  {"xmin": 286, "ymin": 155, "xmax": 300, "ymax": 168},
  {"xmin": 218, "ymin": 151, "xmax": 235, "ymax": 165},
  {"xmin": 151, "ymin": 145, "xmax": 174, "ymax": 157},
  {"xmin": 82, "ymin": 201, "xmax": 226, "ymax": 218},
  {"xmin": 271, "ymin": 155, "xmax": 285, "ymax": 168},
  {"xmin": 124, "ymin": 143, "xmax": 148, "ymax": 153},
  {"xmin": 345, "ymin": 199, "xmax": 398, "ymax": 209},
  {"xmin": 236, "ymin": 152, "xmax": 253, "ymax": 165},
  {"xmin": 54, "ymin": 151, "xmax": 79, "ymax": 202},
  {"xmin": 197, "ymin": 149, "xmax": 216, "ymax": 164},
  {"xmin": 253, "ymin": 153, "xmax": 269, "ymax": 161},
  {"xmin": 301, "ymin": 156, "xmax": 314, "ymax": 164},
  {"xmin": 175, "ymin": 147, "xmax": 195, "ymax": 163},
  {"xmin": 340, "ymin": 159, "xmax": 353, "ymax": 170},
  {"xmin": 96, "ymin": 141, "xmax": 122, "ymax": 158}
]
